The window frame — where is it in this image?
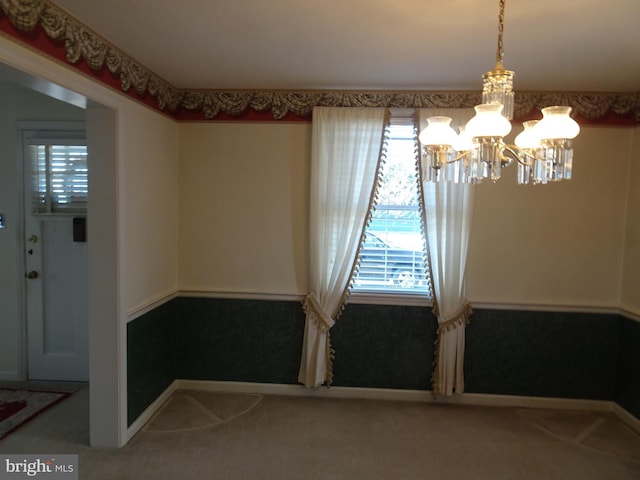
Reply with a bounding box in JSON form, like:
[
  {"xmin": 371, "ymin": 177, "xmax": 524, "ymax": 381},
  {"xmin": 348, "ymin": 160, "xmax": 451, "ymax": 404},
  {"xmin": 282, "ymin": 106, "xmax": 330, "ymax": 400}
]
[
  {"xmin": 349, "ymin": 110, "xmax": 432, "ymax": 307},
  {"xmin": 22, "ymin": 124, "xmax": 87, "ymax": 216}
]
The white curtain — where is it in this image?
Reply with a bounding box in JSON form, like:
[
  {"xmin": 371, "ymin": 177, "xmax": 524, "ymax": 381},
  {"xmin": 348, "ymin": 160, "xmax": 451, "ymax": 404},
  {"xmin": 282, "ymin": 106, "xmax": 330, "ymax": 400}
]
[
  {"xmin": 419, "ymin": 108, "xmax": 475, "ymax": 396},
  {"xmin": 298, "ymin": 107, "xmax": 387, "ymax": 388}
]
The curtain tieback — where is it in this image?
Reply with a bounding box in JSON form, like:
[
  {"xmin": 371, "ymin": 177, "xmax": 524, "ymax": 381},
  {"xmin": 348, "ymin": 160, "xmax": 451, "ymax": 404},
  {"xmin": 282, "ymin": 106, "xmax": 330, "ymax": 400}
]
[
  {"xmin": 437, "ymin": 303, "xmax": 472, "ymax": 332},
  {"xmin": 303, "ymin": 292, "xmax": 336, "ymax": 332}
]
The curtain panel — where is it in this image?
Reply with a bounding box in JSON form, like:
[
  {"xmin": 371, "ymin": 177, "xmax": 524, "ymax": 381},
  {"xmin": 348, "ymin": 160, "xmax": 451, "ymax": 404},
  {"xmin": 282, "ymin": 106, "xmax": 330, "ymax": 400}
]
[
  {"xmin": 418, "ymin": 108, "xmax": 476, "ymax": 396},
  {"xmin": 298, "ymin": 107, "xmax": 387, "ymax": 388}
]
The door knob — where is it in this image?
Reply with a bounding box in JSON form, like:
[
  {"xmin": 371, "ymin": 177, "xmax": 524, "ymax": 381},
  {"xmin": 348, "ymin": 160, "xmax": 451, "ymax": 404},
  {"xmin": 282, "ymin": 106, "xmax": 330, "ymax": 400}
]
[{"xmin": 26, "ymin": 271, "xmax": 39, "ymax": 279}]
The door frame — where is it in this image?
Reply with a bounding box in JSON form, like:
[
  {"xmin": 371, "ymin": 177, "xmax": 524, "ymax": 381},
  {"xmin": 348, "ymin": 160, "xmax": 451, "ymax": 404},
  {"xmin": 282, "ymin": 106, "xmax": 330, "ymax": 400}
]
[{"xmin": 0, "ymin": 38, "xmax": 124, "ymax": 448}]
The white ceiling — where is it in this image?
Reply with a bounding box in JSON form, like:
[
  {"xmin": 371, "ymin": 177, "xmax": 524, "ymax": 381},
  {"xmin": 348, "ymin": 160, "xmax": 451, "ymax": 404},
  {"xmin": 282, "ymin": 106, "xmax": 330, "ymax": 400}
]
[{"xmin": 53, "ymin": 0, "xmax": 640, "ymax": 93}]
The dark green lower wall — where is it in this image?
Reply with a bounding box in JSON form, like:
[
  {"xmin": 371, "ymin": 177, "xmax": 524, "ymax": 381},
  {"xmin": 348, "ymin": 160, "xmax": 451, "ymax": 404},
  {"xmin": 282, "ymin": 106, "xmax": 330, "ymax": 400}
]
[
  {"xmin": 616, "ymin": 316, "xmax": 640, "ymax": 419},
  {"xmin": 127, "ymin": 297, "xmax": 640, "ymax": 426},
  {"xmin": 174, "ymin": 298, "xmax": 304, "ymax": 384},
  {"xmin": 331, "ymin": 304, "xmax": 436, "ymax": 390},
  {"xmin": 126, "ymin": 299, "xmax": 177, "ymax": 425},
  {"xmin": 173, "ymin": 299, "xmax": 438, "ymax": 390},
  {"xmin": 465, "ymin": 310, "xmax": 618, "ymax": 400}
]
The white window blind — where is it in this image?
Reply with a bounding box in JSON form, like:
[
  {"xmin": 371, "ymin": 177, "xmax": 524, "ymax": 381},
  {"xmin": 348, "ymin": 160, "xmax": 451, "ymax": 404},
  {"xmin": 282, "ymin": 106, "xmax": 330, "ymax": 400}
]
[
  {"xmin": 352, "ymin": 112, "xmax": 431, "ymax": 297},
  {"xmin": 25, "ymin": 131, "xmax": 87, "ymax": 214}
]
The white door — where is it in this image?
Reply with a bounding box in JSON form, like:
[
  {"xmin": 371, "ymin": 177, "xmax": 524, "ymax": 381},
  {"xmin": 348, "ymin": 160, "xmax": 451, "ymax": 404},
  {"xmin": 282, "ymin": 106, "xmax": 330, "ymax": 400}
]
[{"xmin": 23, "ymin": 130, "xmax": 89, "ymax": 381}]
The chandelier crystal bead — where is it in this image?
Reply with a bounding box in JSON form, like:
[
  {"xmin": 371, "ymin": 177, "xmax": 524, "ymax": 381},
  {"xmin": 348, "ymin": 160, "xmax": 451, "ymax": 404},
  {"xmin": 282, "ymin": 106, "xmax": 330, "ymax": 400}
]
[
  {"xmin": 514, "ymin": 120, "xmax": 540, "ymax": 184},
  {"xmin": 482, "ymin": 67, "xmax": 515, "ymax": 121},
  {"xmin": 419, "ymin": 117, "xmax": 458, "ymax": 182}
]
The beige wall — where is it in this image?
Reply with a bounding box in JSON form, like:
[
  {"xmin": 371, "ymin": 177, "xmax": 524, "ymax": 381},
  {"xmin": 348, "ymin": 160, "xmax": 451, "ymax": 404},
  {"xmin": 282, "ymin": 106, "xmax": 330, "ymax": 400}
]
[
  {"xmin": 177, "ymin": 122, "xmax": 637, "ymax": 314},
  {"xmin": 120, "ymin": 104, "xmax": 179, "ymax": 314},
  {"xmin": 621, "ymin": 126, "xmax": 640, "ymax": 314},
  {"xmin": 178, "ymin": 122, "xmax": 310, "ymax": 296},
  {"xmin": 467, "ymin": 126, "xmax": 632, "ymax": 309}
]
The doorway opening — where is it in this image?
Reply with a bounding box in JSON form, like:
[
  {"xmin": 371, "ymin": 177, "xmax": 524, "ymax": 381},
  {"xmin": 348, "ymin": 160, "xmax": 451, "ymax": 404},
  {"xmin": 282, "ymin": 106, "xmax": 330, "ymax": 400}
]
[{"xmin": 0, "ymin": 59, "xmax": 120, "ymax": 447}]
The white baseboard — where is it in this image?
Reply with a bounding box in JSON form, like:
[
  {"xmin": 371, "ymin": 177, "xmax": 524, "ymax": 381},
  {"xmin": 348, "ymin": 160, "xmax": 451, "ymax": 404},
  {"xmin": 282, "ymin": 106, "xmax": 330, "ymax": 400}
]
[
  {"xmin": 435, "ymin": 391, "xmax": 613, "ymax": 412},
  {"xmin": 174, "ymin": 380, "xmax": 614, "ymax": 412},
  {"xmin": 125, "ymin": 380, "xmax": 179, "ymax": 443},
  {"xmin": 611, "ymin": 402, "xmax": 640, "ymax": 434},
  {"xmin": 0, "ymin": 372, "xmax": 22, "ymax": 382},
  {"xmin": 125, "ymin": 379, "xmax": 640, "ymax": 445},
  {"xmin": 175, "ymin": 379, "xmax": 435, "ymax": 402}
]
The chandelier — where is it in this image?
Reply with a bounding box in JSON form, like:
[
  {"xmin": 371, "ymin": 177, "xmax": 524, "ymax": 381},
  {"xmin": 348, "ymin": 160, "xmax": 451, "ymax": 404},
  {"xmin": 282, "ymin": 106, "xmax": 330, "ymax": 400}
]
[{"xmin": 418, "ymin": 0, "xmax": 580, "ymax": 185}]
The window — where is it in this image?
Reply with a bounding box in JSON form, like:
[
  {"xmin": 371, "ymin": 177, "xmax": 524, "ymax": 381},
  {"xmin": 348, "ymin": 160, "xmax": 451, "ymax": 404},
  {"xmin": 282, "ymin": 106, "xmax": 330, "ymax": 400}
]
[
  {"xmin": 24, "ymin": 130, "xmax": 88, "ymax": 214},
  {"xmin": 352, "ymin": 115, "xmax": 431, "ymax": 298}
]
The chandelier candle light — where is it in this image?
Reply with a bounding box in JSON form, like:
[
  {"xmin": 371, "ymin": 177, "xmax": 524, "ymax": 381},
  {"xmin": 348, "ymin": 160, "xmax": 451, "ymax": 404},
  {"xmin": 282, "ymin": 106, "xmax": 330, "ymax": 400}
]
[{"xmin": 419, "ymin": 0, "xmax": 580, "ymax": 185}]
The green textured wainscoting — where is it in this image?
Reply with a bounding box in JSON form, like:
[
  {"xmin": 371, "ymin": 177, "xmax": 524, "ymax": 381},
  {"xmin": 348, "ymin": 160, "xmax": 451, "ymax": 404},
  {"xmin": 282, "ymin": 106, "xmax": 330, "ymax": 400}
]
[
  {"xmin": 174, "ymin": 297, "xmax": 305, "ymax": 384},
  {"xmin": 465, "ymin": 309, "xmax": 619, "ymax": 400},
  {"xmin": 615, "ymin": 316, "xmax": 640, "ymax": 419},
  {"xmin": 127, "ymin": 299, "xmax": 177, "ymax": 426},
  {"xmin": 174, "ymin": 299, "xmax": 437, "ymax": 391},
  {"xmin": 331, "ymin": 303, "xmax": 437, "ymax": 390},
  {"xmin": 127, "ymin": 298, "xmax": 639, "ymax": 427}
]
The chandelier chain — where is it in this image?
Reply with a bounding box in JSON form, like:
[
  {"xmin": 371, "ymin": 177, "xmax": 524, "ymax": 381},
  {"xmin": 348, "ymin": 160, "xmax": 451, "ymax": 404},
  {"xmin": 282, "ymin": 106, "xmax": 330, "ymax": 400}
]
[{"xmin": 496, "ymin": 0, "xmax": 506, "ymax": 64}]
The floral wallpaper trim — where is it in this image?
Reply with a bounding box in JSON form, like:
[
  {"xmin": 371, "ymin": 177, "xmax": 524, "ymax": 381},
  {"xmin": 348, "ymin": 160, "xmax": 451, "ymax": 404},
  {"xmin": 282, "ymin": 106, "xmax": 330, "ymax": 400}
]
[{"xmin": 1, "ymin": 0, "xmax": 638, "ymax": 122}]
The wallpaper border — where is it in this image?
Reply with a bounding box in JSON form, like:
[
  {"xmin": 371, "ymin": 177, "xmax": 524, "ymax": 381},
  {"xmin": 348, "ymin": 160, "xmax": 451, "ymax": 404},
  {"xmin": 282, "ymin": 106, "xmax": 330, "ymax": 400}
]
[{"xmin": 0, "ymin": 0, "xmax": 638, "ymax": 123}]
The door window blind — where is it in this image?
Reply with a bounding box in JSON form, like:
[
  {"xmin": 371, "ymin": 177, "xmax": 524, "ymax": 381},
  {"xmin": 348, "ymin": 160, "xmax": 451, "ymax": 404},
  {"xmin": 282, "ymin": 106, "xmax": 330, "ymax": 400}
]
[{"xmin": 25, "ymin": 131, "xmax": 87, "ymax": 214}]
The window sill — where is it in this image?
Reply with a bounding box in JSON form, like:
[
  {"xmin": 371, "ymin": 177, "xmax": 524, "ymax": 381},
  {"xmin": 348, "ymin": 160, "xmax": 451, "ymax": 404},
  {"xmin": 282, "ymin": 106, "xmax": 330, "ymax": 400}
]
[
  {"xmin": 348, "ymin": 290, "xmax": 432, "ymax": 307},
  {"xmin": 32, "ymin": 211, "xmax": 87, "ymax": 217}
]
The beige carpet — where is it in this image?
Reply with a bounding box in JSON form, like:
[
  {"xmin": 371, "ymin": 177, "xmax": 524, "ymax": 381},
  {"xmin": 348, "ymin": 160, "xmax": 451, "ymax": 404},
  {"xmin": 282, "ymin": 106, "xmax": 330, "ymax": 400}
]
[
  {"xmin": 518, "ymin": 408, "xmax": 640, "ymax": 461},
  {"xmin": 143, "ymin": 390, "xmax": 263, "ymax": 433},
  {"xmin": 1, "ymin": 386, "xmax": 639, "ymax": 480}
]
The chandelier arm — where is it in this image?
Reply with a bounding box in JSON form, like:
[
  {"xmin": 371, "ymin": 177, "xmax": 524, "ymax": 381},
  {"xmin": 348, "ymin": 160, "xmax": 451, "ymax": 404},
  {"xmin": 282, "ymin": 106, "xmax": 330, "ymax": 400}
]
[
  {"xmin": 423, "ymin": 147, "xmax": 530, "ymax": 166},
  {"xmin": 503, "ymin": 144, "xmax": 532, "ymax": 166},
  {"xmin": 452, "ymin": 151, "xmax": 470, "ymax": 163},
  {"xmin": 421, "ymin": 148, "xmax": 471, "ymax": 165}
]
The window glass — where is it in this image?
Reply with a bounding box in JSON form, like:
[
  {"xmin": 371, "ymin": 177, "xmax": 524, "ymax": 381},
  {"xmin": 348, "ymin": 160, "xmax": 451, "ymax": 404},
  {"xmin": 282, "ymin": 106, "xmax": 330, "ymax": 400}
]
[
  {"xmin": 24, "ymin": 129, "xmax": 87, "ymax": 214},
  {"xmin": 33, "ymin": 144, "xmax": 88, "ymax": 213},
  {"xmin": 352, "ymin": 122, "xmax": 431, "ymax": 296}
]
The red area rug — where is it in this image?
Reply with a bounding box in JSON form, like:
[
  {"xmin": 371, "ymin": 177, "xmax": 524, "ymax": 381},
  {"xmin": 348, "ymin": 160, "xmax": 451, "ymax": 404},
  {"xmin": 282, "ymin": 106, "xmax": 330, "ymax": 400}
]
[{"xmin": 0, "ymin": 388, "xmax": 70, "ymax": 440}]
